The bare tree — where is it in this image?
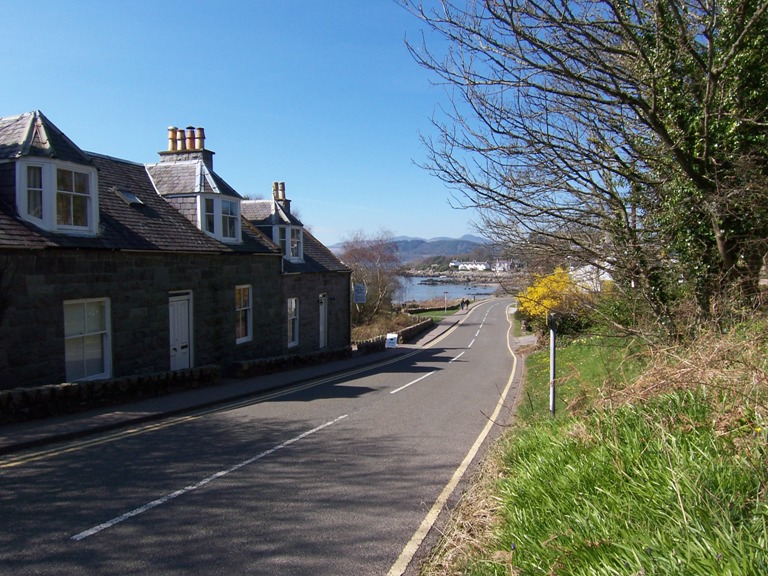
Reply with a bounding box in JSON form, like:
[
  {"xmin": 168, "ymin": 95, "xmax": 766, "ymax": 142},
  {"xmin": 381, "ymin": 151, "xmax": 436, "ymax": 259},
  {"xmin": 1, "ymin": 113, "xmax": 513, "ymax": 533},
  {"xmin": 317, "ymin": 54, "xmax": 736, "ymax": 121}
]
[
  {"xmin": 339, "ymin": 230, "xmax": 404, "ymax": 325},
  {"xmin": 403, "ymin": 0, "xmax": 768, "ymax": 332}
]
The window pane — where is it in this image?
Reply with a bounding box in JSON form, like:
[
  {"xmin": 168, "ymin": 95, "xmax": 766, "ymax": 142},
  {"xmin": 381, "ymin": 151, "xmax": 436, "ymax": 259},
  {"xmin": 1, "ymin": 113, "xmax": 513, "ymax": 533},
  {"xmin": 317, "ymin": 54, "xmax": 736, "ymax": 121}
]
[
  {"xmin": 290, "ymin": 228, "xmax": 301, "ymax": 257},
  {"xmin": 85, "ymin": 301, "xmax": 105, "ymax": 332},
  {"xmin": 64, "ymin": 303, "xmax": 85, "ymax": 337},
  {"xmin": 236, "ymin": 310, "xmax": 247, "ymax": 340},
  {"xmin": 204, "ymin": 198, "xmax": 215, "ymax": 232},
  {"xmin": 235, "ymin": 286, "xmax": 251, "ymax": 341},
  {"xmin": 57, "ymin": 193, "xmax": 71, "ymax": 225},
  {"xmin": 223, "ymin": 216, "xmax": 236, "ymax": 238},
  {"xmin": 72, "ymin": 195, "xmax": 88, "ymax": 227},
  {"xmin": 288, "ymin": 298, "xmax": 298, "ymax": 345},
  {"xmin": 84, "ymin": 334, "xmax": 105, "ymax": 376},
  {"xmin": 222, "ymin": 201, "xmax": 236, "ymax": 216},
  {"xmin": 57, "ymin": 169, "xmax": 73, "ymax": 192},
  {"xmin": 27, "ymin": 166, "xmax": 42, "ymax": 189},
  {"xmin": 74, "ymin": 171, "xmax": 89, "ymax": 194},
  {"xmin": 28, "ymin": 190, "xmax": 42, "ymax": 219},
  {"xmin": 65, "ymin": 338, "xmax": 85, "ymax": 381}
]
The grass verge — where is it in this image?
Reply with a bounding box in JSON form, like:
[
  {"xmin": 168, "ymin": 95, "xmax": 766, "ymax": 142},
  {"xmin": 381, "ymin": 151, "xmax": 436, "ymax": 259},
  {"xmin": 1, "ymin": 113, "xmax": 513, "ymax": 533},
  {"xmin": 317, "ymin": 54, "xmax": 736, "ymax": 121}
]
[{"xmin": 420, "ymin": 326, "xmax": 768, "ymax": 575}]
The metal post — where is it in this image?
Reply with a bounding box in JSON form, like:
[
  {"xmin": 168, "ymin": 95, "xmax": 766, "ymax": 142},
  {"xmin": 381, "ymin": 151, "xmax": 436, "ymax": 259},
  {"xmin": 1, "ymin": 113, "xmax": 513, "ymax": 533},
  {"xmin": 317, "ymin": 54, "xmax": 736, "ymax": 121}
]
[
  {"xmin": 444, "ymin": 291, "xmax": 448, "ymax": 312},
  {"xmin": 549, "ymin": 312, "xmax": 556, "ymax": 417}
]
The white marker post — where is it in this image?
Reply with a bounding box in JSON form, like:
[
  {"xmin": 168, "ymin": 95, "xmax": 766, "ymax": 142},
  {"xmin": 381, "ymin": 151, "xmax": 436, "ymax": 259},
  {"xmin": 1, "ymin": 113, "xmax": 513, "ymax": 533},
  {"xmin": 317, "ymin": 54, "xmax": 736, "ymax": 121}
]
[{"xmin": 549, "ymin": 312, "xmax": 556, "ymax": 417}]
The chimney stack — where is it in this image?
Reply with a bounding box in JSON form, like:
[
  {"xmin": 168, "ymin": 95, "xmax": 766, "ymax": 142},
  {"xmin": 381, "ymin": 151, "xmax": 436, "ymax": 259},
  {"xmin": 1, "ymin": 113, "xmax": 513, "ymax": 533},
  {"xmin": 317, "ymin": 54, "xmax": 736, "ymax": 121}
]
[
  {"xmin": 159, "ymin": 124, "xmax": 214, "ymax": 167},
  {"xmin": 273, "ymin": 181, "xmax": 290, "ymax": 214}
]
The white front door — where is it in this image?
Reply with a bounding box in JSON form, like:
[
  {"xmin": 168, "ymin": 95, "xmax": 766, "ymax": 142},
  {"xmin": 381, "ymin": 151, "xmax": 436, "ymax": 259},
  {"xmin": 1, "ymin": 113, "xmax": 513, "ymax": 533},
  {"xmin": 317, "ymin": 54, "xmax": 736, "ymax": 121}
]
[
  {"xmin": 169, "ymin": 293, "xmax": 192, "ymax": 370},
  {"xmin": 318, "ymin": 293, "xmax": 328, "ymax": 349}
]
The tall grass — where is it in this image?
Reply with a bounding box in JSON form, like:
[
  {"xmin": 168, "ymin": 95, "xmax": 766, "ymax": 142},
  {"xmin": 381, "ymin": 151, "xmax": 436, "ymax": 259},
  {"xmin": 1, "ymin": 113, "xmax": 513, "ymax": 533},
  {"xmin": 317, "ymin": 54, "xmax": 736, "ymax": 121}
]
[
  {"xmin": 421, "ymin": 326, "xmax": 768, "ymax": 575},
  {"xmin": 477, "ymin": 391, "xmax": 768, "ymax": 575}
]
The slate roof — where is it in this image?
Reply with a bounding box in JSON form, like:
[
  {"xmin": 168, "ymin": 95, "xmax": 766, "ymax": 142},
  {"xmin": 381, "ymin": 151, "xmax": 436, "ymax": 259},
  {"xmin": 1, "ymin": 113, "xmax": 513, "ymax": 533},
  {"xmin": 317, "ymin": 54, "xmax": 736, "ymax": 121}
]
[
  {"xmin": 92, "ymin": 154, "xmax": 276, "ymax": 254},
  {"xmin": 0, "ymin": 197, "xmax": 52, "ymax": 249},
  {"xmin": 0, "ymin": 111, "xmax": 92, "ymax": 165},
  {"xmin": 285, "ymin": 229, "xmax": 350, "ymax": 274},
  {"xmin": 241, "ymin": 200, "xmax": 349, "ymax": 274},
  {"xmin": 0, "ymin": 111, "xmax": 340, "ymax": 265},
  {"xmin": 147, "ymin": 160, "xmax": 241, "ymax": 199},
  {"xmin": 0, "ymin": 111, "xmax": 279, "ymax": 255},
  {"xmin": 241, "ymin": 199, "xmax": 303, "ymax": 227}
]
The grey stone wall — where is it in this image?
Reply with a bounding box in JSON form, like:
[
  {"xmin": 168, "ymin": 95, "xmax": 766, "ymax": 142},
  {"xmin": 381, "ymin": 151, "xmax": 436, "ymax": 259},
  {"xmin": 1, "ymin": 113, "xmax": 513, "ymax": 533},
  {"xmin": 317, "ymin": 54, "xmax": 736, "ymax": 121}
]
[
  {"xmin": 0, "ymin": 248, "xmax": 287, "ymax": 388},
  {"xmin": 282, "ymin": 271, "xmax": 351, "ymax": 355}
]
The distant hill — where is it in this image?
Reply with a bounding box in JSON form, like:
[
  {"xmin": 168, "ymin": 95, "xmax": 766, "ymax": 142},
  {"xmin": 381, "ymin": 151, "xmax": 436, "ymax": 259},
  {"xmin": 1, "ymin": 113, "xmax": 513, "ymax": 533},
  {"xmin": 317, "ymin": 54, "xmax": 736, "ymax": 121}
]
[{"xmin": 330, "ymin": 234, "xmax": 490, "ymax": 264}]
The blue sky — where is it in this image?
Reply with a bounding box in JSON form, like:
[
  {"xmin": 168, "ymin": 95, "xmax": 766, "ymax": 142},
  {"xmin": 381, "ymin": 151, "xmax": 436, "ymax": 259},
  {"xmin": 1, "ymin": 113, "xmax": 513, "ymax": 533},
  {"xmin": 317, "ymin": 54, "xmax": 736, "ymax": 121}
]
[{"xmin": 4, "ymin": 0, "xmax": 476, "ymax": 246}]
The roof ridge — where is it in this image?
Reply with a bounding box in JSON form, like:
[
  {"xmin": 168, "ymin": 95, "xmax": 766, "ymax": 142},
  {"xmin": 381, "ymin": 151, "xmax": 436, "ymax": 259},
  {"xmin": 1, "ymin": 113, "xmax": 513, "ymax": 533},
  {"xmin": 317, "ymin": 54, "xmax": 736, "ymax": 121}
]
[{"xmin": 85, "ymin": 150, "xmax": 144, "ymax": 166}]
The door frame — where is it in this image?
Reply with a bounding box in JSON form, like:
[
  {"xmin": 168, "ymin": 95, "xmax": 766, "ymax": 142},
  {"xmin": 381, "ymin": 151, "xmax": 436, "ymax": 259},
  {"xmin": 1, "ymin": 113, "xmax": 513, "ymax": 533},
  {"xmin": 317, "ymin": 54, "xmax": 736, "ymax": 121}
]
[
  {"xmin": 318, "ymin": 292, "xmax": 328, "ymax": 349},
  {"xmin": 169, "ymin": 291, "xmax": 194, "ymax": 370}
]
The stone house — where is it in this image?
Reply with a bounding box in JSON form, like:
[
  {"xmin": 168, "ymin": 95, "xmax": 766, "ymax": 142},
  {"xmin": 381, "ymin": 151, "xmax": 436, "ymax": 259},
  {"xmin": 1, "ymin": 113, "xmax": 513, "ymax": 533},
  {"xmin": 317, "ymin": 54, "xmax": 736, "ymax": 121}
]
[{"xmin": 0, "ymin": 111, "xmax": 350, "ymax": 389}]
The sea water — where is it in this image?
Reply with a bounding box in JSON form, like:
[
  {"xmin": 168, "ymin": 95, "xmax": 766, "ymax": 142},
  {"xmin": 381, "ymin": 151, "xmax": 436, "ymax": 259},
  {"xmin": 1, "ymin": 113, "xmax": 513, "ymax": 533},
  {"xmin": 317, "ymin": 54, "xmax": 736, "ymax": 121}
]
[{"xmin": 397, "ymin": 276, "xmax": 496, "ymax": 304}]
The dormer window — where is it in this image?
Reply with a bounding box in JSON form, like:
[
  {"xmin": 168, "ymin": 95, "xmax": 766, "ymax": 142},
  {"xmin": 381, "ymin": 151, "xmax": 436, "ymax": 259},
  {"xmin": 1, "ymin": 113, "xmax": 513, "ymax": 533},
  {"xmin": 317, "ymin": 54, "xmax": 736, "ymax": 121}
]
[
  {"xmin": 198, "ymin": 194, "xmax": 241, "ymax": 243},
  {"xmin": 26, "ymin": 165, "xmax": 43, "ymax": 219},
  {"xmin": 276, "ymin": 225, "xmax": 303, "ymax": 262},
  {"xmin": 222, "ymin": 199, "xmax": 238, "ymax": 239},
  {"xmin": 16, "ymin": 159, "xmax": 99, "ymax": 235},
  {"xmin": 56, "ymin": 168, "xmax": 90, "ymax": 227}
]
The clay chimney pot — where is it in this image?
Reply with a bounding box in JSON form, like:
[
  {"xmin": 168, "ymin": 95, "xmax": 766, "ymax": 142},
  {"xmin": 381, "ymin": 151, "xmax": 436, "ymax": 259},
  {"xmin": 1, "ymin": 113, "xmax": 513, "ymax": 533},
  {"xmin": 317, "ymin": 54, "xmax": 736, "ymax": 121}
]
[
  {"xmin": 185, "ymin": 126, "xmax": 195, "ymax": 151},
  {"xmin": 167, "ymin": 126, "xmax": 178, "ymax": 151}
]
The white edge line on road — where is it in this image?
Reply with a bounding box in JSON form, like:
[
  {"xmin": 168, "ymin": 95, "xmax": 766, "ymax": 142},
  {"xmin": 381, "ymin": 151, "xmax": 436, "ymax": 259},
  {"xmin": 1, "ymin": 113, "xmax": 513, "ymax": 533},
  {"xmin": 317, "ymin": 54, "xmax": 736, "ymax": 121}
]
[
  {"xmin": 387, "ymin": 303, "xmax": 519, "ymax": 576},
  {"xmin": 449, "ymin": 351, "xmax": 465, "ymax": 363},
  {"xmin": 468, "ymin": 338, "xmax": 475, "ymax": 348},
  {"xmin": 71, "ymin": 414, "xmax": 349, "ymax": 542},
  {"xmin": 390, "ymin": 371, "xmax": 435, "ymax": 395}
]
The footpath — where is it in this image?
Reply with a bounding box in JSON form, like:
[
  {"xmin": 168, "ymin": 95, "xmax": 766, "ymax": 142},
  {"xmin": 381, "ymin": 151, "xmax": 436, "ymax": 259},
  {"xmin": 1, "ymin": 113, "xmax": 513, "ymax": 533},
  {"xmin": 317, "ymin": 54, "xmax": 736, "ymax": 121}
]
[{"xmin": 0, "ymin": 313, "xmax": 466, "ymax": 456}]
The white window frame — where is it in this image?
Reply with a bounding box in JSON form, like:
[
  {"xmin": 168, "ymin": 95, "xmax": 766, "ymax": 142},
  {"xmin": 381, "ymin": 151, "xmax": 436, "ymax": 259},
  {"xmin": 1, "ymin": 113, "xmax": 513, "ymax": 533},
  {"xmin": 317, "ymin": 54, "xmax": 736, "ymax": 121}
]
[
  {"xmin": 203, "ymin": 197, "xmax": 215, "ymax": 234},
  {"xmin": 275, "ymin": 225, "xmax": 303, "ymax": 262},
  {"xmin": 222, "ymin": 199, "xmax": 238, "ymax": 240},
  {"xmin": 198, "ymin": 195, "xmax": 241, "ymax": 243},
  {"xmin": 290, "ymin": 227, "xmax": 303, "ymax": 260},
  {"xmin": 235, "ymin": 285, "xmax": 252, "ymax": 344},
  {"xmin": 16, "ymin": 159, "xmax": 99, "ymax": 235},
  {"xmin": 287, "ymin": 297, "xmax": 299, "ymax": 347},
  {"xmin": 63, "ymin": 297, "xmax": 112, "ymax": 381},
  {"xmin": 26, "ymin": 164, "xmax": 43, "ymax": 220}
]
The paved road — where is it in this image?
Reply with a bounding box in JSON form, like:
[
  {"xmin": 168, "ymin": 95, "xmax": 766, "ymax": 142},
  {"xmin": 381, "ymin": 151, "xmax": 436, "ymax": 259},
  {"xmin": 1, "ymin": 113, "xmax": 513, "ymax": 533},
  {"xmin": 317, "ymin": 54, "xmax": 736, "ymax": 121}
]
[{"xmin": 0, "ymin": 298, "xmax": 527, "ymax": 575}]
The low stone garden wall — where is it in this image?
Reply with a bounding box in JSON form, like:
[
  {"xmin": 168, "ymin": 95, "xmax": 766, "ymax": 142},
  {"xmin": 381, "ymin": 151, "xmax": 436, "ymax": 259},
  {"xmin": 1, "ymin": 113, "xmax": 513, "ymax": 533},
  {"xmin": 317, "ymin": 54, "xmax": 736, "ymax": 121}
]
[
  {"xmin": 0, "ymin": 347, "xmax": 355, "ymax": 425},
  {"xmin": 0, "ymin": 321, "xmax": 440, "ymax": 425},
  {"xmin": 230, "ymin": 347, "xmax": 353, "ymax": 379},
  {"xmin": 0, "ymin": 365, "xmax": 221, "ymax": 425},
  {"xmin": 401, "ymin": 304, "xmax": 461, "ymax": 314},
  {"xmin": 354, "ymin": 318, "xmax": 434, "ymax": 354}
]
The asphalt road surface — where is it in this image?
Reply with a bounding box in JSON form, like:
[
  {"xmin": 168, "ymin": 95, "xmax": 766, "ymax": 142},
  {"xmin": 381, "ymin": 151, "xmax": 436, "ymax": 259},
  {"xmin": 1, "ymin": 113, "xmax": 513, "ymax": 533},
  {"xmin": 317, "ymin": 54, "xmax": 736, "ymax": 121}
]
[{"xmin": 0, "ymin": 298, "xmax": 527, "ymax": 575}]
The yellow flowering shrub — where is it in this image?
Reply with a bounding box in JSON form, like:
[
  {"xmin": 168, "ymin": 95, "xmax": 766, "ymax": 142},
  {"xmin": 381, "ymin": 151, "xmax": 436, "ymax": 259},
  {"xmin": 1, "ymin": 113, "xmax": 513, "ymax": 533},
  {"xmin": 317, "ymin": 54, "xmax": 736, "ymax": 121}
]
[{"xmin": 517, "ymin": 267, "xmax": 579, "ymax": 329}]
